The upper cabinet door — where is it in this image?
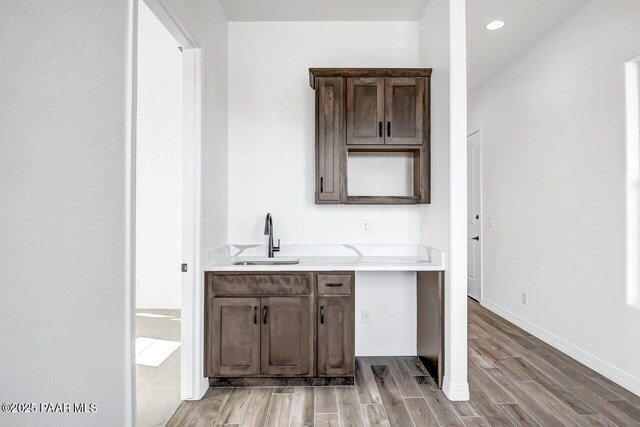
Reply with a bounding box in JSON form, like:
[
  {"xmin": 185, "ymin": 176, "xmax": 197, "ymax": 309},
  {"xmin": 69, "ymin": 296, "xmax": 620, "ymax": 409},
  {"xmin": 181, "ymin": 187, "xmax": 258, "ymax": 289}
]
[
  {"xmin": 316, "ymin": 77, "xmax": 344, "ymax": 203},
  {"xmin": 347, "ymin": 77, "xmax": 385, "ymax": 145},
  {"xmin": 384, "ymin": 77, "xmax": 425, "ymax": 145}
]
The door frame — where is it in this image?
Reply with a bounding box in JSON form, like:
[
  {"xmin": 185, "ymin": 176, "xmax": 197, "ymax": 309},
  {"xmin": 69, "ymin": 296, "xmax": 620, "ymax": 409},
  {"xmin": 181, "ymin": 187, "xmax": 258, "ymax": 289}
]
[
  {"xmin": 126, "ymin": 1, "xmax": 206, "ymax": 424},
  {"xmin": 467, "ymin": 130, "xmax": 483, "ymax": 302}
]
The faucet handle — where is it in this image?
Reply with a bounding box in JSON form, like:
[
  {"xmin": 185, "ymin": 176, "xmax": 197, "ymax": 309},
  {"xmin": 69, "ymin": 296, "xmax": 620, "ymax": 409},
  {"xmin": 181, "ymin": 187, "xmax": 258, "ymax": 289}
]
[{"xmin": 274, "ymin": 238, "xmax": 280, "ymax": 253}]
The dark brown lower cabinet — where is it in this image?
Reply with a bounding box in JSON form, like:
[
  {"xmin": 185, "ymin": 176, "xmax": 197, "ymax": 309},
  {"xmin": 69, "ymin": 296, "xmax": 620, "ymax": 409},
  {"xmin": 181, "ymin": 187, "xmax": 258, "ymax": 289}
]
[
  {"xmin": 205, "ymin": 270, "xmax": 445, "ymax": 388},
  {"xmin": 261, "ymin": 297, "xmax": 311, "ymax": 376},
  {"xmin": 205, "ymin": 271, "xmax": 354, "ymax": 381},
  {"xmin": 317, "ymin": 296, "xmax": 354, "ymax": 376}
]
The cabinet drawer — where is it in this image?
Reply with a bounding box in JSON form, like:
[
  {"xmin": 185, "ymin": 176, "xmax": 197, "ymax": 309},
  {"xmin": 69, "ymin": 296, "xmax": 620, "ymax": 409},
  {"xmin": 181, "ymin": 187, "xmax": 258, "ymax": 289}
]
[
  {"xmin": 208, "ymin": 273, "xmax": 312, "ymax": 296},
  {"xmin": 317, "ymin": 274, "xmax": 352, "ymax": 295}
]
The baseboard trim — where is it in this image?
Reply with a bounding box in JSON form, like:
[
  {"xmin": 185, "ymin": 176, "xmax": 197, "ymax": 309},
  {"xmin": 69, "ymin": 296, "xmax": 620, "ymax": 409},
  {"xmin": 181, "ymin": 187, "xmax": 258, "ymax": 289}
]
[
  {"xmin": 209, "ymin": 376, "xmax": 354, "ymax": 387},
  {"xmin": 481, "ymin": 298, "xmax": 640, "ymax": 397},
  {"xmin": 442, "ymin": 377, "xmax": 470, "ymax": 401}
]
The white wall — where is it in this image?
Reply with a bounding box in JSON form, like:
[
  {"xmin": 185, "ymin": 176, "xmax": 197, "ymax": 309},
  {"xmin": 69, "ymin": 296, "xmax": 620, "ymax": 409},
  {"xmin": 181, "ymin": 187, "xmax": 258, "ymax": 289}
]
[
  {"xmin": 136, "ymin": 1, "xmax": 183, "ymax": 309},
  {"xmin": 0, "ymin": 1, "xmax": 131, "ymax": 426},
  {"xmin": 420, "ymin": 0, "xmax": 469, "ymax": 400},
  {"xmin": 0, "ymin": 0, "xmax": 229, "ymax": 424},
  {"xmin": 355, "ymin": 272, "xmax": 417, "ymax": 356},
  {"xmin": 226, "ymin": 22, "xmax": 424, "ymax": 356},
  {"xmin": 226, "ymin": 21, "xmax": 423, "ymax": 356},
  {"xmin": 163, "ymin": 0, "xmax": 230, "ymax": 251},
  {"xmin": 227, "ymin": 22, "xmax": 421, "ymax": 245},
  {"xmin": 469, "ymin": 0, "xmax": 640, "ymax": 394}
]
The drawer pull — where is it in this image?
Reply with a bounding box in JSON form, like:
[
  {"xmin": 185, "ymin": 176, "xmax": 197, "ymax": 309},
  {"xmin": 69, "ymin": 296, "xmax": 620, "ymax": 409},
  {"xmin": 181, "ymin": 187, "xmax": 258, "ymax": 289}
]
[
  {"xmin": 253, "ymin": 306, "xmax": 258, "ymax": 325},
  {"xmin": 326, "ymin": 283, "xmax": 343, "ymax": 287},
  {"xmin": 262, "ymin": 306, "xmax": 268, "ymax": 324},
  {"xmin": 320, "ymin": 306, "xmax": 324, "ymax": 324}
]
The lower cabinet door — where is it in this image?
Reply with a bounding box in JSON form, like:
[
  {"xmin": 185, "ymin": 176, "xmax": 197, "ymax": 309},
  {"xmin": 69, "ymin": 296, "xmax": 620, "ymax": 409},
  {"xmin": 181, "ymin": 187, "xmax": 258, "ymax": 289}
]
[
  {"xmin": 207, "ymin": 297, "xmax": 260, "ymax": 376},
  {"xmin": 318, "ymin": 296, "xmax": 354, "ymax": 376},
  {"xmin": 261, "ymin": 297, "xmax": 311, "ymax": 376}
]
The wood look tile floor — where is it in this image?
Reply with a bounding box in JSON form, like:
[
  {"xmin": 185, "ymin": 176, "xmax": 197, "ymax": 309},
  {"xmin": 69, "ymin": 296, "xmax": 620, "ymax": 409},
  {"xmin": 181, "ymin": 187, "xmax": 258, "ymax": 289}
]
[{"xmin": 167, "ymin": 300, "xmax": 640, "ymax": 426}]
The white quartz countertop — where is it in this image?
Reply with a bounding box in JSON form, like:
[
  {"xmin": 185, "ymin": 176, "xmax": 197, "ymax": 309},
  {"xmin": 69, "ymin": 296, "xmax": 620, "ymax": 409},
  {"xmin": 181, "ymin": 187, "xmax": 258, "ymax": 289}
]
[{"xmin": 204, "ymin": 244, "xmax": 446, "ymax": 272}]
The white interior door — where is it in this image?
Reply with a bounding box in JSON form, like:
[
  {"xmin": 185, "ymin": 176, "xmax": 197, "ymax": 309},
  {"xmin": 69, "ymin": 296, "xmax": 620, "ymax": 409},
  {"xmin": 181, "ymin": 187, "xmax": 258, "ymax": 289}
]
[{"xmin": 467, "ymin": 132, "xmax": 482, "ymax": 301}]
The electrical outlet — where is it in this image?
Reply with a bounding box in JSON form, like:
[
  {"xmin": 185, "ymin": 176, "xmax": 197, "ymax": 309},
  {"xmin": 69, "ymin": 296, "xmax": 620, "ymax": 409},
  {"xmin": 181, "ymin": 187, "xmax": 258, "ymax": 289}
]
[
  {"xmin": 361, "ymin": 220, "xmax": 371, "ymax": 234},
  {"xmin": 362, "ymin": 310, "xmax": 371, "ymax": 324},
  {"xmin": 521, "ymin": 292, "xmax": 528, "ymax": 305}
]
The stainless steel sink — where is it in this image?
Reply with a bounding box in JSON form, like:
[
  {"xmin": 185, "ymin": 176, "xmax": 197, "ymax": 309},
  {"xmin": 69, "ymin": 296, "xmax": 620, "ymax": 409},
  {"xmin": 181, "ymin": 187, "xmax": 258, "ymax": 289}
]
[{"xmin": 233, "ymin": 259, "xmax": 300, "ymax": 266}]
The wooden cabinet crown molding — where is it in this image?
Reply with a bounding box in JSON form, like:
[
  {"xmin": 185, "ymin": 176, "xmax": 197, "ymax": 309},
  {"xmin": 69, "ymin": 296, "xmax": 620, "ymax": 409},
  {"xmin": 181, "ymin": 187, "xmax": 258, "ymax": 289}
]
[{"xmin": 309, "ymin": 68, "xmax": 433, "ymax": 89}]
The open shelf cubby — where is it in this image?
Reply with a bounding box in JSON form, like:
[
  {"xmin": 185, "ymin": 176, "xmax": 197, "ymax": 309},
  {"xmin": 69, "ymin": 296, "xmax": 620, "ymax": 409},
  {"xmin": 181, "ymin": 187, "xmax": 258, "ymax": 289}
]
[{"xmin": 346, "ymin": 148, "xmax": 422, "ymax": 204}]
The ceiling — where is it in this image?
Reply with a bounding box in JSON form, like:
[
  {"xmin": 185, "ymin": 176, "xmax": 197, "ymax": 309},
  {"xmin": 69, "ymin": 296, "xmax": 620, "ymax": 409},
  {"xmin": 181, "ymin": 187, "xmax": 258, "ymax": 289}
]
[
  {"xmin": 218, "ymin": 0, "xmax": 430, "ymax": 21},
  {"xmin": 219, "ymin": 0, "xmax": 590, "ymax": 91},
  {"xmin": 466, "ymin": 0, "xmax": 589, "ymax": 91}
]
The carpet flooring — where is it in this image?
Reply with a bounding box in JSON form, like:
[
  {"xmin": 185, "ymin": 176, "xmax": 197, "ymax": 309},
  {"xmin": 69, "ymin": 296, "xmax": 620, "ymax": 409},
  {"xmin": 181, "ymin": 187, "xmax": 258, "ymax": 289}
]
[{"xmin": 136, "ymin": 309, "xmax": 181, "ymax": 427}]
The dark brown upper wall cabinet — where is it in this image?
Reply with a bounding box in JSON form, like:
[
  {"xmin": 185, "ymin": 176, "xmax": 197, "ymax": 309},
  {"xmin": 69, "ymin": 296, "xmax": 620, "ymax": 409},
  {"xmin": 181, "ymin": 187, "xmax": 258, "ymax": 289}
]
[{"xmin": 310, "ymin": 68, "xmax": 432, "ymax": 205}]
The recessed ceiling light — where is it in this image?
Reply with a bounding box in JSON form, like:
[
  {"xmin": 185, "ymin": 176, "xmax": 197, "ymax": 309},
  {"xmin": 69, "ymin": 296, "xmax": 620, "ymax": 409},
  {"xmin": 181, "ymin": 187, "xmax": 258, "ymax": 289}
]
[{"xmin": 486, "ymin": 20, "xmax": 505, "ymax": 31}]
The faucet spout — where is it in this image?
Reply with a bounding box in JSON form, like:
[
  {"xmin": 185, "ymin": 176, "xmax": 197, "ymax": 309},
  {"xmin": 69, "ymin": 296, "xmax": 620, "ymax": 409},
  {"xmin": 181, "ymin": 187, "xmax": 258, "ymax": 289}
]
[
  {"xmin": 264, "ymin": 213, "xmax": 272, "ymax": 235},
  {"xmin": 264, "ymin": 213, "xmax": 280, "ymax": 258}
]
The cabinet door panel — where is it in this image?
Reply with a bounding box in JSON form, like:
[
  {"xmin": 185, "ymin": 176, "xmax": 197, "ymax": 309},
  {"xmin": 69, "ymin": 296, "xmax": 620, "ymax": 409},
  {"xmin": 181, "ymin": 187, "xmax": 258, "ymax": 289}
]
[
  {"xmin": 318, "ymin": 297, "xmax": 354, "ymax": 376},
  {"xmin": 385, "ymin": 77, "xmax": 425, "ymax": 145},
  {"xmin": 347, "ymin": 77, "xmax": 384, "ymax": 145},
  {"xmin": 207, "ymin": 297, "xmax": 260, "ymax": 376},
  {"xmin": 261, "ymin": 297, "xmax": 311, "ymax": 376},
  {"xmin": 316, "ymin": 77, "xmax": 344, "ymax": 203}
]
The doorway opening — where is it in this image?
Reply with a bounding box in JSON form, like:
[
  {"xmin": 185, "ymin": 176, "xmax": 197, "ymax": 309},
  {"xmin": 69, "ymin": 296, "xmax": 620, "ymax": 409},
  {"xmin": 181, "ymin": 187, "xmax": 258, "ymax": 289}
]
[
  {"xmin": 467, "ymin": 131, "xmax": 482, "ymax": 302},
  {"xmin": 132, "ymin": 0, "xmax": 204, "ymax": 425},
  {"xmin": 135, "ymin": 1, "xmax": 184, "ymax": 425}
]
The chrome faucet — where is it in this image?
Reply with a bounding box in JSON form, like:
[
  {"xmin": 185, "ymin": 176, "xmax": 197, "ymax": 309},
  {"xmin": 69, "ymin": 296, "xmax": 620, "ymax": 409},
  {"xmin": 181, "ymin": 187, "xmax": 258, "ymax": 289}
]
[{"xmin": 264, "ymin": 213, "xmax": 280, "ymax": 258}]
